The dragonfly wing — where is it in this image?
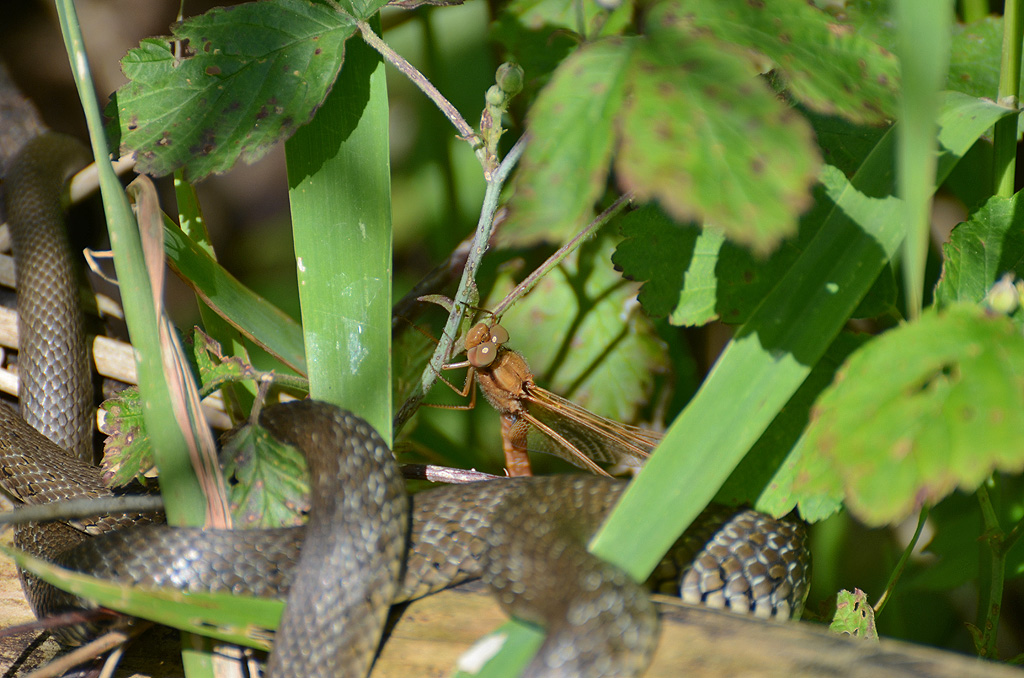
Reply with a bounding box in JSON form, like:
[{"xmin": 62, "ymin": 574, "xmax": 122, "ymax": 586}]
[{"xmin": 523, "ymin": 386, "xmax": 662, "ymax": 469}]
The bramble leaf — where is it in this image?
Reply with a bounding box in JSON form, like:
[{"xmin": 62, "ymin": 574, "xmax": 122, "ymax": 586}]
[
  {"xmin": 935, "ymin": 194, "xmax": 1024, "ymax": 309},
  {"xmin": 662, "ymin": 0, "xmax": 898, "ymax": 124},
  {"xmin": 795, "ymin": 304, "xmax": 1024, "ymax": 526},
  {"xmin": 222, "ymin": 423, "xmax": 310, "ymax": 528},
  {"xmin": 107, "ymin": 0, "xmax": 357, "ymax": 180}
]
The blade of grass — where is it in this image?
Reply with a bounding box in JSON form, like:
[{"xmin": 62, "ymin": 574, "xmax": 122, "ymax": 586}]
[
  {"xmin": 163, "ymin": 218, "xmax": 307, "ymax": 375},
  {"xmin": 895, "ymin": 0, "xmax": 953, "ymax": 319},
  {"xmin": 53, "ymin": 0, "xmax": 206, "ymax": 529},
  {"xmin": 173, "ymin": 175, "xmax": 257, "ymax": 416},
  {"xmin": 0, "ymin": 542, "xmax": 281, "ymax": 649},
  {"xmin": 994, "ymin": 0, "xmax": 1024, "ymax": 196},
  {"xmin": 285, "ymin": 17, "xmax": 393, "ymax": 441}
]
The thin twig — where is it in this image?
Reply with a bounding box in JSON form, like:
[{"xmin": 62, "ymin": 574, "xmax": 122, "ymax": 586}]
[
  {"xmin": 489, "ymin": 192, "xmax": 633, "ymax": 319},
  {"xmin": 392, "ymin": 136, "xmax": 527, "ymax": 433},
  {"xmin": 0, "ymin": 496, "xmax": 164, "ymax": 526},
  {"xmin": 400, "ymin": 464, "xmax": 502, "ymax": 484},
  {"xmin": 873, "ymin": 505, "xmax": 928, "ymax": 616},
  {"xmin": 357, "ymin": 21, "xmax": 485, "ymax": 166},
  {"xmin": 24, "ymin": 627, "xmax": 138, "ymax": 678},
  {"xmin": 0, "ymin": 609, "xmax": 119, "ymax": 639}
]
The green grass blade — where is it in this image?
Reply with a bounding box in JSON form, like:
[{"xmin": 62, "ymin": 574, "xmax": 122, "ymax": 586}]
[
  {"xmin": 163, "ymin": 219, "xmax": 307, "ymax": 375},
  {"xmin": 895, "ymin": 0, "xmax": 953, "ymax": 318},
  {"xmin": 285, "ymin": 21, "xmax": 393, "ymax": 440},
  {"xmin": 0, "ymin": 542, "xmax": 281, "ymax": 649},
  {"xmin": 54, "ymin": 0, "xmax": 206, "ymax": 528}
]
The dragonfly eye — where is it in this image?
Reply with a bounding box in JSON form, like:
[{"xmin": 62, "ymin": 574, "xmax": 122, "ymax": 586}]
[
  {"xmin": 465, "ymin": 323, "xmax": 490, "ymax": 349},
  {"xmin": 467, "ymin": 341, "xmax": 499, "ymax": 367},
  {"xmin": 489, "ymin": 325, "xmax": 510, "ymax": 346}
]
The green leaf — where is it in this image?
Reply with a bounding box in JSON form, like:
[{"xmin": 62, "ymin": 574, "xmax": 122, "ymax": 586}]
[
  {"xmin": 189, "ymin": 329, "xmax": 264, "ymax": 396},
  {"xmin": 617, "ymin": 27, "xmax": 819, "ymax": 254},
  {"xmin": 829, "ymin": 589, "xmax": 878, "ymax": 640},
  {"xmin": 661, "ymin": 0, "xmax": 899, "ymax": 124},
  {"xmin": 797, "ymin": 304, "xmax": 1024, "ymax": 527},
  {"xmin": 614, "ymin": 184, "xmax": 897, "ymax": 327},
  {"xmin": 341, "ymin": 0, "xmax": 389, "ymax": 20},
  {"xmin": 612, "ymin": 204, "xmax": 703, "ymax": 322},
  {"xmin": 701, "ymin": 186, "xmax": 831, "ymax": 324},
  {"xmin": 222, "ymin": 422, "xmax": 310, "ymax": 528},
  {"xmin": 804, "ymin": 109, "xmax": 889, "ymax": 181},
  {"xmin": 841, "ymin": 3, "xmax": 1024, "ymax": 136},
  {"xmin": 947, "ymin": 17, "xmax": 1004, "ymax": 102},
  {"xmin": 98, "ymin": 329, "xmax": 287, "ymax": 486},
  {"xmin": 508, "ymin": 39, "xmax": 632, "ymax": 243},
  {"xmin": 512, "ymin": 15, "xmax": 825, "ymax": 254},
  {"xmin": 107, "ymin": 1, "xmax": 357, "ymax": 180},
  {"xmin": 502, "ymin": 0, "xmax": 630, "ymax": 40},
  {"xmin": 98, "ymin": 387, "xmax": 153, "ymax": 485},
  {"xmin": 935, "ymin": 194, "xmax": 1024, "ymax": 308}
]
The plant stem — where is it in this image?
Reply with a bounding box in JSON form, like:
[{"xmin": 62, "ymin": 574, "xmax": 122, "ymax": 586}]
[
  {"xmin": 994, "ymin": 0, "xmax": 1023, "ymax": 197},
  {"xmin": 357, "ymin": 20, "xmax": 485, "ymax": 166},
  {"xmin": 392, "ymin": 135, "xmax": 527, "ymax": 433},
  {"xmin": 873, "ymin": 506, "xmax": 928, "ymax": 617},
  {"xmin": 976, "ymin": 484, "xmax": 1005, "ymax": 658},
  {"xmin": 959, "ymin": 0, "xmax": 988, "ymax": 23},
  {"xmin": 489, "ymin": 193, "xmax": 633, "ymax": 319}
]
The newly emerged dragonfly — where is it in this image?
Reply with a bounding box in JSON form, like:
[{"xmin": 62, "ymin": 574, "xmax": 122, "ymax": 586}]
[{"xmin": 441, "ymin": 320, "xmax": 662, "ymax": 476}]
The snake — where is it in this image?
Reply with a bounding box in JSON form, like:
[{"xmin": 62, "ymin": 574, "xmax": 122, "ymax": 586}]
[{"xmin": 0, "ymin": 131, "xmax": 811, "ymax": 677}]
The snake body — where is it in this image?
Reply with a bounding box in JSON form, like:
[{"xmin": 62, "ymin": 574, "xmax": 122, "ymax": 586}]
[
  {"xmin": 3, "ymin": 132, "xmax": 94, "ymax": 462},
  {"xmin": 0, "ymin": 133, "xmax": 810, "ymax": 677}
]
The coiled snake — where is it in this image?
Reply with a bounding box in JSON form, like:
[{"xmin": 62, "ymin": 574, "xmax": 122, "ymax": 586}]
[{"xmin": 0, "ymin": 132, "xmax": 810, "ymax": 677}]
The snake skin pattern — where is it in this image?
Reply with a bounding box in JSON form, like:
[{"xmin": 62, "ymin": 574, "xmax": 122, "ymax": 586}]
[
  {"xmin": 0, "ymin": 132, "xmax": 811, "ymax": 678},
  {"xmin": 3, "ymin": 132, "xmax": 94, "ymax": 463}
]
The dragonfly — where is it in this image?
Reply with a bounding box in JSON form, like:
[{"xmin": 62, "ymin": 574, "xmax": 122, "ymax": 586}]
[{"xmin": 440, "ymin": 320, "xmax": 662, "ymax": 477}]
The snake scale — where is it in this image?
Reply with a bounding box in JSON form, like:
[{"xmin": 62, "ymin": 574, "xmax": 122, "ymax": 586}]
[{"xmin": 0, "ymin": 132, "xmax": 810, "ymax": 677}]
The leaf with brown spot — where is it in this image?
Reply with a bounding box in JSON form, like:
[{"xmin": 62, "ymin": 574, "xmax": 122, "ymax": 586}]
[
  {"xmin": 659, "ymin": 0, "xmax": 898, "ymax": 125},
  {"xmin": 106, "ymin": 1, "xmax": 358, "ymax": 180},
  {"xmin": 616, "ymin": 37, "xmax": 819, "ymax": 254},
  {"xmin": 221, "ymin": 421, "xmax": 310, "ymax": 529},
  {"xmin": 830, "ymin": 589, "xmax": 878, "ymax": 640},
  {"xmin": 99, "ymin": 387, "xmax": 154, "ymax": 486},
  {"xmin": 791, "ymin": 304, "xmax": 1024, "ymax": 527},
  {"xmin": 505, "ymin": 39, "xmax": 633, "ymax": 243}
]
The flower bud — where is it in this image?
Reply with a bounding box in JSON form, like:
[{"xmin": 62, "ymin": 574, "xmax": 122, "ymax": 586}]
[{"xmin": 495, "ymin": 62, "xmax": 524, "ymax": 96}]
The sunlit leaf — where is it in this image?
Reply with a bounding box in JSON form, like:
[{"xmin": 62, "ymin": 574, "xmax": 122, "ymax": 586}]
[
  {"xmin": 107, "ymin": 1, "xmax": 357, "ymax": 179},
  {"xmin": 796, "ymin": 304, "xmax": 1024, "ymax": 527}
]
